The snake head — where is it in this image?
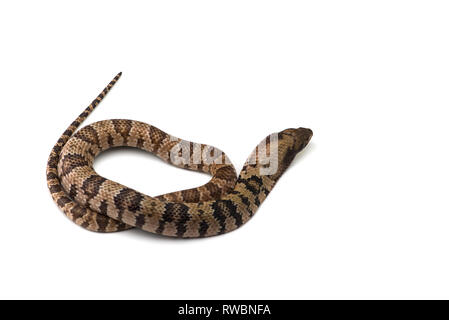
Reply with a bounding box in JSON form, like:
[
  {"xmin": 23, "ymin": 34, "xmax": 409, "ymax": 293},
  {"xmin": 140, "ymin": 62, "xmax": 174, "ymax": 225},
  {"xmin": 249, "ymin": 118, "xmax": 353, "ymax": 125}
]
[{"xmin": 280, "ymin": 127, "xmax": 313, "ymax": 153}]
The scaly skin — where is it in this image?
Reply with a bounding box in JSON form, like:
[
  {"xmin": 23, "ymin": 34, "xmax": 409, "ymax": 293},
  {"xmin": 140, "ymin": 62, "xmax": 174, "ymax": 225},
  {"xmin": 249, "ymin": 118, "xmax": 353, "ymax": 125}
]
[{"xmin": 47, "ymin": 73, "xmax": 312, "ymax": 237}]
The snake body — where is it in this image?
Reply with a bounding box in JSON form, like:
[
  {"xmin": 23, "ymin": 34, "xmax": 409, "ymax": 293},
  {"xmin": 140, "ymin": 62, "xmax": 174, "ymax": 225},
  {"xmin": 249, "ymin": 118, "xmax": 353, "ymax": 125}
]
[{"xmin": 47, "ymin": 73, "xmax": 312, "ymax": 237}]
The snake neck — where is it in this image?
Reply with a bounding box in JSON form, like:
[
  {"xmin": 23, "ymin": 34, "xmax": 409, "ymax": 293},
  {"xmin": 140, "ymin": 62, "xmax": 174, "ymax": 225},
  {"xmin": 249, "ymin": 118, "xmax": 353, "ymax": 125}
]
[{"xmin": 228, "ymin": 127, "xmax": 313, "ymax": 212}]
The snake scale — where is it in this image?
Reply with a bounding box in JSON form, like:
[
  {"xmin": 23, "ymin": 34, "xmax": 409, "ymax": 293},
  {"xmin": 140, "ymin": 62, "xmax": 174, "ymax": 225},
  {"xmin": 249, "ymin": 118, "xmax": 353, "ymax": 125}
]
[{"xmin": 47, "ymin": 73, "xmax": 312, "ymax": 237}]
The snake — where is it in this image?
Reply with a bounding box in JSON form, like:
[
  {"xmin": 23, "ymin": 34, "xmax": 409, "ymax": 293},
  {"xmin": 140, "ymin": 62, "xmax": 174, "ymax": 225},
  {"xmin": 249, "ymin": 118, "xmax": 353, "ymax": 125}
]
[{"xmin": 46, "ymin": 73, "xmax": 313, "ymax": 238}]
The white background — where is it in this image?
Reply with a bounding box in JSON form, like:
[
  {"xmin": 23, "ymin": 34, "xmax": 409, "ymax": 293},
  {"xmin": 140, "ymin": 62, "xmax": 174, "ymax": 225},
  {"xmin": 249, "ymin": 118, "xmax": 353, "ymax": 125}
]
[{"xmin": 0, "ymin": 0, "xmax": 448, "ymax": 299}]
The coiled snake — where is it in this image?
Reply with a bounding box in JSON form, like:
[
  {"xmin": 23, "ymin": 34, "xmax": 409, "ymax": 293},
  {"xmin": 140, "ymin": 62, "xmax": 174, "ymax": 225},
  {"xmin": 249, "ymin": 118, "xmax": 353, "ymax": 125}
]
[{"xmin": 46, "ymin": 73, "xmax": 312, "ymax": 237}]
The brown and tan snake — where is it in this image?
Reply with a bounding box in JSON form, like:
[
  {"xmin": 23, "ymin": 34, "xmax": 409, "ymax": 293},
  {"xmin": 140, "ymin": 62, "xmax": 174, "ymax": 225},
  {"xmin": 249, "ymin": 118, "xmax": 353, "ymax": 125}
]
[{"xmin": 46, "ymin": 73, "xmax": 313, "ymax": 237}]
